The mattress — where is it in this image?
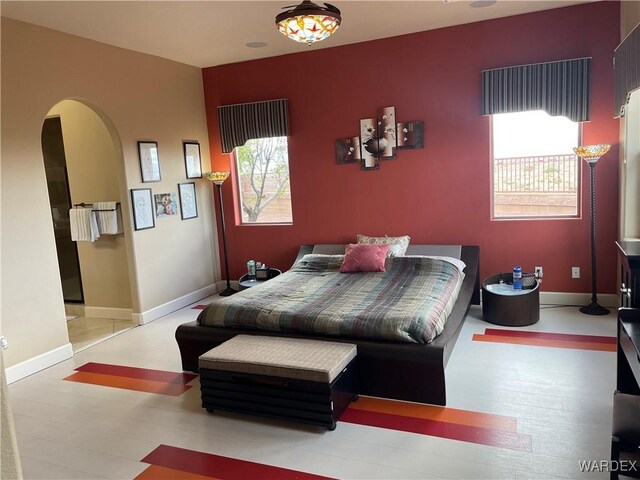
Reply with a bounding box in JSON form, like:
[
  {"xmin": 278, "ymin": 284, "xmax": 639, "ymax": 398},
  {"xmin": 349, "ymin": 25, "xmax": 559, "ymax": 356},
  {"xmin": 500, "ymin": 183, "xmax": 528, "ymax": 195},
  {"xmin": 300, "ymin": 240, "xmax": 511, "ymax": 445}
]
[{"xmin": 197, "ymin": 254, "xmax": 464, "ymax": 343}]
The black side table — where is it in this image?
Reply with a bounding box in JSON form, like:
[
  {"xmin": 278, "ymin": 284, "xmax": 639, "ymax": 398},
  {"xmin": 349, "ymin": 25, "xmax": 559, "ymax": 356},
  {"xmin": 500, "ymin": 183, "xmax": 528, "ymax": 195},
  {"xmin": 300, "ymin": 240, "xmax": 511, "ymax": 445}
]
[
  {"xmin": 239, "ymin": 268, "xmax": 282, "ymax": 289},
  {"xmin": 482, "ymin": 272, "xmax": 540, "ymax": 326}
]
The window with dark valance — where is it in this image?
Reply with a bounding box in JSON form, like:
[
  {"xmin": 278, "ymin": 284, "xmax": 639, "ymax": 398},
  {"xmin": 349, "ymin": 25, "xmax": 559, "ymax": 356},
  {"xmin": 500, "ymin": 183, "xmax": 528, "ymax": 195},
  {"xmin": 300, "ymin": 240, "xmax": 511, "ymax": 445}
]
[
  {"xmin": 615, "ymin": 24, "xmax": 640, "ymax": 118},
  {"xmin": 217, "ymin": 99, "xmax": 289, "ymax": 153},
  {"xmin": 481, "ymin": 58, "xmax": 591, "ymax": 122}
]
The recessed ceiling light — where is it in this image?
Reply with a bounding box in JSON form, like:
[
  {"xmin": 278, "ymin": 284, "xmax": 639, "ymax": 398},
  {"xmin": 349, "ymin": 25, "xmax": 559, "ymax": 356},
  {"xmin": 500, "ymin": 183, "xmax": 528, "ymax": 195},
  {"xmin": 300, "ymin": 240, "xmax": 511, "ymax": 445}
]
[
  {"xmin": 246, "ymin": 42, "xmax": 267, "ymax": 48},
  {"xmin": 470, "ymin": 0, "xmax": 496, "ymax": 7}
]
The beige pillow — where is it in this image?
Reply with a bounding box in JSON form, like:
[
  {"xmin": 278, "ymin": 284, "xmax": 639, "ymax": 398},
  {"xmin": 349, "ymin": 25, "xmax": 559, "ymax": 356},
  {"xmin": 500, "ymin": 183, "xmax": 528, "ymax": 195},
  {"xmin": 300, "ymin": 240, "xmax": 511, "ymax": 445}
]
[{"xmin": 356, "ymin": 234, "xmax": 411, "ymax": 257}]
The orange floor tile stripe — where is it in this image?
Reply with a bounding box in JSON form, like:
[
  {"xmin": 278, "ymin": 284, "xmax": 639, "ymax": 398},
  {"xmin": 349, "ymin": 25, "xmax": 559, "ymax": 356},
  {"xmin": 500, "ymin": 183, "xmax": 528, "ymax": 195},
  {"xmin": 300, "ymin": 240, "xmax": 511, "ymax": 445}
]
[
  {"xmin": 136, "ymin": 465, "xmax": 220, "ymax": 480},
  {"xmin": 348, "ymin": 396, "xmax": 517, "ymax": 432},
  {"xmin": 472, "ymin": 333, "xmax": 616, "ymax": 352},
  {"xmin": 63, "ymin": 362, "xmax": 196, "ymax": 395},
  {"xmin": 64, "ymin": 370, "xmax": 192, "ymax": 396}
]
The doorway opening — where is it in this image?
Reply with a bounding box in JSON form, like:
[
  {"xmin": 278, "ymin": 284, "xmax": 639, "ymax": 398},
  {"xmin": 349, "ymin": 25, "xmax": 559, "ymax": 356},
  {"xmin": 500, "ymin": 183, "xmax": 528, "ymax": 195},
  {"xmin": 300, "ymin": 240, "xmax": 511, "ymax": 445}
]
[
  {"xmin": 41, "ymin": 99, "xmax": 135, "ymax": 352},
  {"xmin": 42, "ymin": 116, "xmax": 85, "ymax": 304}
]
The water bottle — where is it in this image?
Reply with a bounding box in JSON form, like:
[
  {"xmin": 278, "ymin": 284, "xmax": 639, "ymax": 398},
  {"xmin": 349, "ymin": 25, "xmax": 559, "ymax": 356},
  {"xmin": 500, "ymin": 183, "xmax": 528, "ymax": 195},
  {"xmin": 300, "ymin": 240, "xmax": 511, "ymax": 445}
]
[
  {"xmin": 513, "ymin": 266, "xmax": 522, "ymax": 291},
  {"xmin": 247, "ymin": 260, "xmax": 256, "ymax": 281}
]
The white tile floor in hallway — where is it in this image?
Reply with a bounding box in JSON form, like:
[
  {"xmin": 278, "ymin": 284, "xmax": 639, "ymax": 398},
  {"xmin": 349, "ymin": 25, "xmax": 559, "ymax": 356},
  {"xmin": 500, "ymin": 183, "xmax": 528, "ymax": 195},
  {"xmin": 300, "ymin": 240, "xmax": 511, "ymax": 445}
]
[{"xmin": 7, "ymin": 301, "xmax": 617, "ymax": 479}]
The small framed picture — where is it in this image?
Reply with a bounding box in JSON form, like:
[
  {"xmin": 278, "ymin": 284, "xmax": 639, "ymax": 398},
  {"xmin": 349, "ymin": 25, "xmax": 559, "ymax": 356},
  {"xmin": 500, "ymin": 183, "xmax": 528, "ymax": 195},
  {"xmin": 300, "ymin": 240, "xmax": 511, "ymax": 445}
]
[
  {"xmin": 154, "ymin": 192, "xmax": 178, "ymax": 217},
  {"xmin": 138, "ymin": 141, "xmax": 161, "ymax": 182},
  {"xmin": 183, "ymin": 141, "xmax": 202, "ymax": 179},
  {"xmin": 178, "ymin": 182, "xmax": 198, "ymax": 220},
  {"xmin": 130, "ymin": 188, "xmax": 155, "ymax": 231}
]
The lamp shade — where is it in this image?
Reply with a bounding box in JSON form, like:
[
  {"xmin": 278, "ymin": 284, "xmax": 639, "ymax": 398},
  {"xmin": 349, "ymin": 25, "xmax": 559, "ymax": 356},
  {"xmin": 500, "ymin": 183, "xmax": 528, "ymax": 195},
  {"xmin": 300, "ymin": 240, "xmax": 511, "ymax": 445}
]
[
  {"xmin": 276, "ymin": 1, "xmax": 341, "ymax": 45},
  {"xmin": 573, "ymin": 144, "xmax": 611, "ymax": 164},
  {"xmin": 204, "ymin": 171, "xmax": 230, "ymax": 186}
]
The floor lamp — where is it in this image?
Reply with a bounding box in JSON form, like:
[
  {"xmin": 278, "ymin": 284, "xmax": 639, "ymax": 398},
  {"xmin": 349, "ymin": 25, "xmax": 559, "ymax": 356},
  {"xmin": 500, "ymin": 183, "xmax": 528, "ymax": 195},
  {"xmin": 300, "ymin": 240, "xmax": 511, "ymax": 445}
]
[
  {"xmin": 205, "ymin": 171, "xmax": 237, "ymax": 297},
  {"xmin": 574, "ymin": 144, "xmax": 611, "ymax": 315}
]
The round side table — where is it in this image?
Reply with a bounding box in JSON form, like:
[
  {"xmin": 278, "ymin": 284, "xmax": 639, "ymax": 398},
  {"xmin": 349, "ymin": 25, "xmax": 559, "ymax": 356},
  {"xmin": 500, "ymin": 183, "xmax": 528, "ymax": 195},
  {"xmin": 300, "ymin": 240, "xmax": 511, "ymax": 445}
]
[
  {"xmin": 482, "ymin": 272, "xmax": 540, "ymax": 326},
  {"xmin": 239, "ymin": 268, "xmax": 282, "ymax": 289}
]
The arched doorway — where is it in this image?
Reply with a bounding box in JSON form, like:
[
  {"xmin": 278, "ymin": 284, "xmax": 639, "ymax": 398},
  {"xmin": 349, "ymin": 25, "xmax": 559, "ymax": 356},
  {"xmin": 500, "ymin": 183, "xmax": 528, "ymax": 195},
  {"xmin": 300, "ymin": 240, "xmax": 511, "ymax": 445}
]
[{"xmin": 41, "ymin": 99, "xmax": 135, "ymax": 351}]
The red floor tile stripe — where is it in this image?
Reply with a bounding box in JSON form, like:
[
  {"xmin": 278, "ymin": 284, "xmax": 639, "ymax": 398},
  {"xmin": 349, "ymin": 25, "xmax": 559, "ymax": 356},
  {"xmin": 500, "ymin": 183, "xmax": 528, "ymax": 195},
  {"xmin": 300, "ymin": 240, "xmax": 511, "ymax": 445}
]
[
  {"xmin": 192, "ymin": 304, "xmax": 207, "ymax": 309},
  {"xmin": 141, "ymin": 444, "xmax": 334, "ymax": 480},
  {"xmin": 472, "ymin": 333, "xmax": 616, "ymax": 352},
  {"xmin": 75, "ymin": 362, "xmax": 197, "ymax": 384},
  {"xmin": 64, "ymin": 371, "xmax": 192, "ymax": 396},
  {"xmin": 483, "ymin": 328, "xmax": 616, "ymax": 345},
  {"xmin": 340, "ymin": 408, "xmax": 532, "ymax": 452},
  {"xmin": 349, "ymin": 396, "xmax": 517, "ymax": 432}
]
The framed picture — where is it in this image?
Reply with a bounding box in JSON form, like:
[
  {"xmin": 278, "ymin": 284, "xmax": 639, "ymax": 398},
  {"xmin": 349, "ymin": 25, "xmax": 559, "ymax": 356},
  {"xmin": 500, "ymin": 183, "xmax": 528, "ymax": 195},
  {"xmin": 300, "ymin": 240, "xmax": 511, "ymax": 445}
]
[
  {"xmin": 183, "ymin": 141, "xmax": 202, "ymax": 178},
  {"xmin": 154, "ymin": 192, "xmax": 178, "ymax": 217},
  {"xmin": 130, "ymin": 188, "xmax": 155, "ymax": 231},
  {"xmin": 178, "ymin": 182, "xmax": 198, "ymax": 220},
  {"xmin": 137, "ymin": 141, "xmax": 161, "ymax": 182}
]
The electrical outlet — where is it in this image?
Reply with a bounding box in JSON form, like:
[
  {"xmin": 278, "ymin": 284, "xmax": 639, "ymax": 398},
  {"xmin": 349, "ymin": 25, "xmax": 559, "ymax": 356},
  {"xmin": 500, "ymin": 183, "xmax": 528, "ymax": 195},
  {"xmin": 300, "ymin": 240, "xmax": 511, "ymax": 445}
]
[
  {"xmin": 0, "ymin": 336, "xmax": 7, "ymax": 349},
  {"xmin": 572, "ymin": 267, "xmax": 580, "ymax": 279},
  {"xmin": 534, "ymin": 266, "xmax": 543, "ymax": 278}
]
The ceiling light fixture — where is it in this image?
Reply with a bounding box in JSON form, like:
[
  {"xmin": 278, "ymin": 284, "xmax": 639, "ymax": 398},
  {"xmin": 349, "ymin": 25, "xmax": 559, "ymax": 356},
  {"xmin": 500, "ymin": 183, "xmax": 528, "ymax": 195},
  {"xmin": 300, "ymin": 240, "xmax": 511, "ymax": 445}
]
[{"xmin": 275, "ymin": 1, "xmax": 341, "ymax": 46}]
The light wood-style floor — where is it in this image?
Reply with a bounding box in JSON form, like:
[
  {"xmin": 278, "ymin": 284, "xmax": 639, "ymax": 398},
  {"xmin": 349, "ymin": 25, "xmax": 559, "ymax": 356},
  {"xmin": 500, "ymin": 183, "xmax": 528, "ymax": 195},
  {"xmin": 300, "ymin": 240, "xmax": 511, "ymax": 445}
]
[
  {"xmin": 8, "ymin": 301, "xmax": 616, "ymax": 479},
  {"xmin": 67, "ymin": 316, "xmax": 135, "ymax": 352}
]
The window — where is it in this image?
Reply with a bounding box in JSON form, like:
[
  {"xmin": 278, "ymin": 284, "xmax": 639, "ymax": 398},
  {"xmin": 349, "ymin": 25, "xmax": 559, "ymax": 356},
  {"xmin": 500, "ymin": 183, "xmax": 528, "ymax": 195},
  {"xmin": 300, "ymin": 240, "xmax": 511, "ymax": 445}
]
[
  {"xmin": 233, "ymin": 136, "xmax": 293, "ymax": 224},
  {"xmin": 492, "ymin": 111, "xmax": 581, "ymax": 219}
]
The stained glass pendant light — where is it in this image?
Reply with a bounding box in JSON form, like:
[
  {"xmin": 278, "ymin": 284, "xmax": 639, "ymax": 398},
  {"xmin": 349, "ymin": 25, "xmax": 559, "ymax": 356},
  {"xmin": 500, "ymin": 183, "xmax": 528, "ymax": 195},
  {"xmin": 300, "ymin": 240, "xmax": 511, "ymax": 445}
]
[{"xmin": 276, "ymin": 1, "xmax": 341, "ymax": 45}]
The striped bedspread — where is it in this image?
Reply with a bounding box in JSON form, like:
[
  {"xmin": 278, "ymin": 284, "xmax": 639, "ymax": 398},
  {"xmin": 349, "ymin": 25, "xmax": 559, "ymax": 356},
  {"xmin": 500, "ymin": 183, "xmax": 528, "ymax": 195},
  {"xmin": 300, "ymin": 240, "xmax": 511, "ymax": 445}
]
[{"xmin": 197, "ymin": 255, "xmax": 464, "ymax": 343}]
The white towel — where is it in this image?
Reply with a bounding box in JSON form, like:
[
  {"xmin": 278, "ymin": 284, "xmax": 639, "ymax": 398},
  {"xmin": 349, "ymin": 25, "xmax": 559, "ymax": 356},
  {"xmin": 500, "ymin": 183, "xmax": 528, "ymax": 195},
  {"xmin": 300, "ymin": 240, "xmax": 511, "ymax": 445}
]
[
  {"xmin": 94, "ymin": 202, "xmax": 122, "ymax": 234},
  {"xmin": 69, "ymin": 207, "xmax": 100, "ymax": 242}
]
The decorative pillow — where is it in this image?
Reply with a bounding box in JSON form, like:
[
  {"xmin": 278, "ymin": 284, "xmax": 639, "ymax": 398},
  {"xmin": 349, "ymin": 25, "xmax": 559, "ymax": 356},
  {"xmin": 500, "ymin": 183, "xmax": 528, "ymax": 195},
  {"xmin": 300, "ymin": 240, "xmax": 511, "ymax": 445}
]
[
  {"xmin": 339, "ymin": 244, "xmax": 389, "ymax": 273},
  {"xmin": 356, "ymin": 234, "xmax": 411, "ymax": 257}
]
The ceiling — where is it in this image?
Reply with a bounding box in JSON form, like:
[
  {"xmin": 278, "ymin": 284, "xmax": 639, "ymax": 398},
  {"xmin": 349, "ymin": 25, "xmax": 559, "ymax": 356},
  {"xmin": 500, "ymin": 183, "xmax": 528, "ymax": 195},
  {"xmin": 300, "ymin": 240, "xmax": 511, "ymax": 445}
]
[{"xmin": 1, "ymin": 1, "xmax": 598, "ymax": 68}]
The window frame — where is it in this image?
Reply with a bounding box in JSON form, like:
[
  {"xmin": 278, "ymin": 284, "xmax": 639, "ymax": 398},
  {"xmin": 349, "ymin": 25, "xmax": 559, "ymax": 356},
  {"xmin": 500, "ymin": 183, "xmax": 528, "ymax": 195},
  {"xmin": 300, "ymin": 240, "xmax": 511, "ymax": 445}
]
[
  {"xmin": 490, "ymin": 111, "xmax": 583, "ymax": 221},
  {"xmin": 231, "ymin": 136, "xmax": 293, "ymax": 226}
]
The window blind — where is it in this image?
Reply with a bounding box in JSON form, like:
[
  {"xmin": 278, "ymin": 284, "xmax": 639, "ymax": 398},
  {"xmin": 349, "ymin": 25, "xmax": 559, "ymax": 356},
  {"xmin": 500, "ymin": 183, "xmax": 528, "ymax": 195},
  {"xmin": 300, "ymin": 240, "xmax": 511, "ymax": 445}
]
[
  {"xmin": 615, "ymin": 24, "xmax": 640, "ymax": 118},
  {"xmin": 482, "ymin": 58, "xmax": 591, "ymax": 122},
  {"xmin": 217, "ymin": 99, "xmax": 289, "ymax": 153}
]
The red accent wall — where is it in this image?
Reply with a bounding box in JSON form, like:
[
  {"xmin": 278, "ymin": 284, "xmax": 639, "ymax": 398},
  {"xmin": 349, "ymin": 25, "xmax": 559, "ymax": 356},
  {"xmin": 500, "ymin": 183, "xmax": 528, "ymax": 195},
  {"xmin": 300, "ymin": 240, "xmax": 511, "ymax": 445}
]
[{"xmin": 203, "ymin": 1, "xmax": 620, "ymax": 294}]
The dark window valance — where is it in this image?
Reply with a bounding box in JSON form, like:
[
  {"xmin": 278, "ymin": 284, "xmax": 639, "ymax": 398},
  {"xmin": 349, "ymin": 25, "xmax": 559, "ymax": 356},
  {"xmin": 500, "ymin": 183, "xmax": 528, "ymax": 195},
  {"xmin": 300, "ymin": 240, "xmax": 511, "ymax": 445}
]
[
  {"xmin": 615, "ymin": 24, "xmax": 640, "ymax": 118},
  {"xmin": 217, "ymin": 99, "xmax": 289, "ymax": 153},
  {"xmin": 482, "ymin": 58, "xmax": 591, "ymax": 122}
]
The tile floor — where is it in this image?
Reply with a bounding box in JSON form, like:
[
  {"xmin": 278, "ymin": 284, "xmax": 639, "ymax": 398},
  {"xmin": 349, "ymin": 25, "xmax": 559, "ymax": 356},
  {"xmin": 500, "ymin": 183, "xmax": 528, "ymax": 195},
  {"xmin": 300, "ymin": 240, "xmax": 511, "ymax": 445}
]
[
  {"xmin": 8, "ymin": 301, "xmax": 617, "ymax": 479},
  {"xmin": 66, "ymin": 317, "xmax": 135, "ymax": 352}
]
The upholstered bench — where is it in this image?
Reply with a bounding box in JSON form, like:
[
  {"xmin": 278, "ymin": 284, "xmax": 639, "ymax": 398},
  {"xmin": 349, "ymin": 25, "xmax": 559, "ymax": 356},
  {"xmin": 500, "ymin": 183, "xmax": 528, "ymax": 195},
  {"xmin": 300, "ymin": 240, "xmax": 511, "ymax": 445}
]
[{"xmin": 199, "ymin": 335, "xmax": 358, "ymax": 430}]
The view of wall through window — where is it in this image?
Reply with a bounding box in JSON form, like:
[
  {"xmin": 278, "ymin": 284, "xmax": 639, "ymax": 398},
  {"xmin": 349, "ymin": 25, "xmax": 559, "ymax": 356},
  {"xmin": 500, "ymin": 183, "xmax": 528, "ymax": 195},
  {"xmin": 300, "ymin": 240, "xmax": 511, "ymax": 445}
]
[
  {"xmin": 233, "ymin": 136, "xmax": 293, "ymax": 224},
  {"xmin": 492, "ymin": 111, "xmax": 581, "ymax": 219}
]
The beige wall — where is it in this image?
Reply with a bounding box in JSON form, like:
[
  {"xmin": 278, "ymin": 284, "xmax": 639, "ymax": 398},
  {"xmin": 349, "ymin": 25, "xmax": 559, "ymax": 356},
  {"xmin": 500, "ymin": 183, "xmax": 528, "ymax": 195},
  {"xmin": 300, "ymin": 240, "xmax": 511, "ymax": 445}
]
[
  {"xmin": 621, "ymin": 0, "xmax": 640, "ymax": 38},
  {"xmin": 1, "ymin": 18, "xmax": 218, "ymax": 368},
  {"xmin": 48, "ymin": 100, "xmax": 132, "ymax": 311}
]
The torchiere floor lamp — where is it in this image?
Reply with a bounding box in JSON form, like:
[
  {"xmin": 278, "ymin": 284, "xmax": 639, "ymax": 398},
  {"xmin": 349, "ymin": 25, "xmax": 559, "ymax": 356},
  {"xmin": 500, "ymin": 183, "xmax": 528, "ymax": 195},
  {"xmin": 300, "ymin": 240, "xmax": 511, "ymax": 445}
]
[
  {"xmin": 205, "ymin": 171, "xmax": 237, "ymax": 297},
  {"xmin": 573, "ymin": 144, "xmax": 611, "ymax": 315}
]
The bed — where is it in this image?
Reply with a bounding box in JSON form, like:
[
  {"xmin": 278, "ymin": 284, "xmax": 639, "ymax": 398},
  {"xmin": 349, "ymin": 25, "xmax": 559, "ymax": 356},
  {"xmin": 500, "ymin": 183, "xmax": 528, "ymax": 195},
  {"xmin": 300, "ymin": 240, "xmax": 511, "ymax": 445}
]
[{"xmin": 175, "ymin": 244, "xmax": 480, "ymax": 406}]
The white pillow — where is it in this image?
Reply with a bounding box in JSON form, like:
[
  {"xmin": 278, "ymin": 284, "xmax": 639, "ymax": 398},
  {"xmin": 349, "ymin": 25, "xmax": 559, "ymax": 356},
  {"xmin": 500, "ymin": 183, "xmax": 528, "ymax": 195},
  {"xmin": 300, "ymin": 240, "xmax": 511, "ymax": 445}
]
[{"xmin": 356, "ymin": 234, "xmax": 411, "ymax": 257}]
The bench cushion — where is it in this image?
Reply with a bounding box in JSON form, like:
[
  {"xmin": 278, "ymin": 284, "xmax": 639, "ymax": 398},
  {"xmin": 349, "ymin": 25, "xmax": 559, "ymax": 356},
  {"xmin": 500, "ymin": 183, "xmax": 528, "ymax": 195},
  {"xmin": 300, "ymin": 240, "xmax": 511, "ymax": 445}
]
[{"xmin": 199, "ymin": 335, "xmax": 357, "ymax": 383}]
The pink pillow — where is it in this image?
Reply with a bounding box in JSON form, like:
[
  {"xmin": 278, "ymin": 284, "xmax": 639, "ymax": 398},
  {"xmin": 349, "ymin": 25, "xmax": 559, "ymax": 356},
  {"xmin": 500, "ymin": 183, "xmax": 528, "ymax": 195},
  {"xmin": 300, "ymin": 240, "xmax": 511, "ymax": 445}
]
[{"xmin": 339, "ymin": 244, "xmax": 389, "ymax": 273}]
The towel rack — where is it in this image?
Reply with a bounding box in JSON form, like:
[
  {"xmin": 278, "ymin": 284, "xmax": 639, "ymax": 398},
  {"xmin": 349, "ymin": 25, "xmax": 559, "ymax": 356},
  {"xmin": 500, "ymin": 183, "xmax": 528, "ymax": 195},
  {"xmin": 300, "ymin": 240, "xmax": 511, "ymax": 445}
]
[{"xmin": 73, "ymin": 202, "xmax": 120, "ymax": 212}]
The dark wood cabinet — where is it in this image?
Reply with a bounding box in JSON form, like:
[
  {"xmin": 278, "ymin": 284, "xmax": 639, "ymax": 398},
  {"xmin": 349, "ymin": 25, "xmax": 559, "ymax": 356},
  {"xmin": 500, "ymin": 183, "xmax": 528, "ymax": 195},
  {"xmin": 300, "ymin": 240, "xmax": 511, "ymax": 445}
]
[{"xmin": 616, "ymin": 241, "xmax": 640, "ymax": 308}]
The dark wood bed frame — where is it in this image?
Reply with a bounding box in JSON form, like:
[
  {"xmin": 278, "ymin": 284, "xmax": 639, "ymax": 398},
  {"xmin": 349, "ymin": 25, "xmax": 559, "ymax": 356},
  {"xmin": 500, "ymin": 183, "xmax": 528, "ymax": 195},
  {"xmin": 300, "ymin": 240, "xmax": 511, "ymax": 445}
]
[{"xmin": 175, "ymin": 245, "xmax": 480, "ymax": 406}]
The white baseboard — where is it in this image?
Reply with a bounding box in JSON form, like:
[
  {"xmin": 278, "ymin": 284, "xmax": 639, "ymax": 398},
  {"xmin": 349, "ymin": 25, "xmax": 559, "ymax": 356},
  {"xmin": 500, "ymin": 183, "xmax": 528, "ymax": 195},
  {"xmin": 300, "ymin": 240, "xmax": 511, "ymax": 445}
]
[
  {"xmin": 5, "ymin": 343, "xmax": 73, "ymax": 384},
  {"xmin": 539, "ymin": 292, "xmax": 618, "ymax": 308},
  {"xmin": 84, "ymin": 306, "xmax": 133, "ymax": 321},
  {"xmin": 132, "ymin": 284, "xmax": 218, "ymax": 325}
]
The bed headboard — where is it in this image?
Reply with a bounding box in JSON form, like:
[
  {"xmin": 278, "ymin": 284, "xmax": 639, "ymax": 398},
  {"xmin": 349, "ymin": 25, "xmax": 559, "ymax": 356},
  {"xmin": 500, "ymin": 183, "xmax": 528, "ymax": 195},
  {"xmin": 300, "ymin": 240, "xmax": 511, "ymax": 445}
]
[
  {"xmin": 311, "ymin": 244, "xmax": 462, "ymax": 258},
  {"xmin": 293, "ymin": 244, "xmax": 463, "ymax": 266}
]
